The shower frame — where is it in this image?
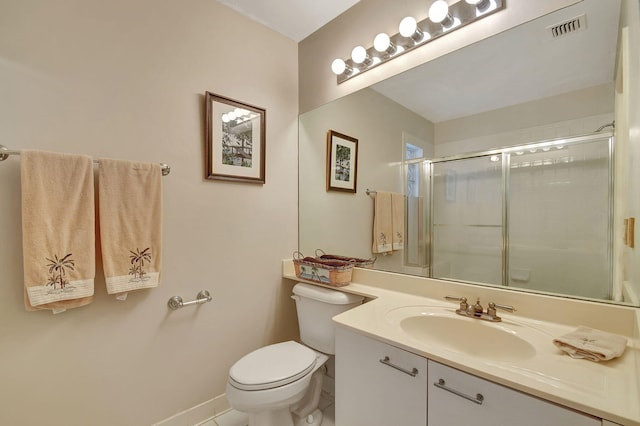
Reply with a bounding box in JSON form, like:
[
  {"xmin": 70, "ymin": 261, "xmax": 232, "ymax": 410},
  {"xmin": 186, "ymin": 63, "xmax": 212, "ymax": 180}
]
[{"xmin": 417, "ymin": 132, "xmax": 615, "ymax": 297}]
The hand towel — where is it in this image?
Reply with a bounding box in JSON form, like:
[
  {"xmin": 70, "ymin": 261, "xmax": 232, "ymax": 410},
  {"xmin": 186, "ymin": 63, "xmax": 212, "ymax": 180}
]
[
  {"xmin": 553, "ymin": 326, "xmax": 627, "ymax": 362},
  {"xmin": 21, "ymin": 150, "xmax": 95, "ymax": 312},
  {"xmin": 98, "ymin": 159, "xmax": 162, "ymax": 296},
  {"xmin": 391, "ymin": 192, "xmax": 405, "ymax": 251},
  {"xmin": 372, "ymin": 191, "xmax": 393, "ymax": 254}
]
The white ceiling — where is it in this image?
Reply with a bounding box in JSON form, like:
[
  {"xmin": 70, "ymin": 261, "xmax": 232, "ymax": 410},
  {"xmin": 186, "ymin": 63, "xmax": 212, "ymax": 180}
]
[{"xmin": 215, "ymin": 0, "xmax": 360, "ymax": 42}]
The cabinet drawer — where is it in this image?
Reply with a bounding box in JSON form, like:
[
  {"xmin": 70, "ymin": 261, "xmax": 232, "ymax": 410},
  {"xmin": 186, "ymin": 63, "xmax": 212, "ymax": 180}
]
[{"xmin": 428, "ymin": 360, "xmax": 601, "ymax": 426}]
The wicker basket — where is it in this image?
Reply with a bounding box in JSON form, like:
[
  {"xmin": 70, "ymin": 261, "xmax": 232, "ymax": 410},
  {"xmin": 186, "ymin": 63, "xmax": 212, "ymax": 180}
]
[
  {"xmin": 314, "ymin": 249, "xmax": 376, "ymax": 268},
  {"xmin": 293, "ymin": 251, "xmax": 353, "ymax": 287}
]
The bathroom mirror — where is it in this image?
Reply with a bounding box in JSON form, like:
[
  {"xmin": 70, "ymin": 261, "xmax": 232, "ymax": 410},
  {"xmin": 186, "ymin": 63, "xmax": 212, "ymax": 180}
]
[{"xmin": 299, "ymin": 0, "xmax": 640, "ymax": 306}]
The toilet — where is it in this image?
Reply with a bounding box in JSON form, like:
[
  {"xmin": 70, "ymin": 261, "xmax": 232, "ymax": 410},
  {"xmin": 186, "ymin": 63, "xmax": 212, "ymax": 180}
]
[{"xmin": 226, "ymin": 283, "xmax": 364, "ymax": 426}]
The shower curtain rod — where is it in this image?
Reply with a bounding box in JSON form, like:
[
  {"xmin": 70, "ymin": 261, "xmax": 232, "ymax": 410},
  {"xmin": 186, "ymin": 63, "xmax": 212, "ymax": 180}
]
[{"xmin": 0, "ymin": 145, "xmax": 171, "ymax": 176}]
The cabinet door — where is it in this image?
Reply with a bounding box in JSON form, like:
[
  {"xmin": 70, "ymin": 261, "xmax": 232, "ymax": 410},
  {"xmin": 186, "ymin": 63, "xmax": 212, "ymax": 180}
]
[
  {"xmin": 335, "ymin": 327, "xmax": 428, "ymax": 426},
  {"xmin": 428, "ymin": 360, "xmax": 601, "ymax": 426}
]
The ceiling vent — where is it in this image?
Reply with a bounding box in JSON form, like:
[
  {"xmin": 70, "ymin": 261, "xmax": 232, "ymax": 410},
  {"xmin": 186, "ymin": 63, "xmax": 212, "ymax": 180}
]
[{"xmin": 547, "ymin": 14, "xmax": 587, "ymax": 39}]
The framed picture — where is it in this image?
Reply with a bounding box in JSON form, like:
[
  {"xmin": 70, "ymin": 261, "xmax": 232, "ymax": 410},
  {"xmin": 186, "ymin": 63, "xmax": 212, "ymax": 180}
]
[
  {"xmin": 205, "ymin": 92, "xmax": 266, "ymax": 184},
  {"xmin": 326, "ymin": 130, "xmax": 358, "ymax": 193}
]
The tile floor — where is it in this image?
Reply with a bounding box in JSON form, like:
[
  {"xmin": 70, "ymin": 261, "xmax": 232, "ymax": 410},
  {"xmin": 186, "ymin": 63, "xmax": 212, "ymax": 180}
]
[{"xmin": 200, "ymin": 393, "xmax": 335, "ymax": 426}]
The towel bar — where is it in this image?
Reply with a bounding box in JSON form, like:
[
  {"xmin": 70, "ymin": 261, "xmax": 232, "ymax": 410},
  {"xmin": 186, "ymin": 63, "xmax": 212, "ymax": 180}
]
[
  {"xmin": 168, "ymin": 290, "xmax": 212, "ymax": 310},
  {"xmin": 0, "ymin": 145, "xmax": 171, "ymax": 176}
]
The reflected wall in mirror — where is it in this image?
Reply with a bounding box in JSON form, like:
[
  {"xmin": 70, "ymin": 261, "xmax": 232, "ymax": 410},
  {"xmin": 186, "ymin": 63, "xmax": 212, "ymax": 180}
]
[{"xmin": 299, "ymin": 0, "xmax": 640, "ymax": 306}]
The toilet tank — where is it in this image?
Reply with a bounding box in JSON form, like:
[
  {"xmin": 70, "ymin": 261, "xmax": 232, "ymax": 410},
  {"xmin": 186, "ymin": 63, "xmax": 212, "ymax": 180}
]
[{"xmin": 292, "ymin": 283, "xmax": 364, "ymax": 354}]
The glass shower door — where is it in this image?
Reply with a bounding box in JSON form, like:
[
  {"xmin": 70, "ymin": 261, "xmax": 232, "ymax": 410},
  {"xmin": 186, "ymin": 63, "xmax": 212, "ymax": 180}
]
[
  {"xmin": 508, "ymin": 138, "xmax": 612, "ymax": 299},
  {"xmin": 432, "ymin": 156, "xmax": 503, "ymax": 285}
]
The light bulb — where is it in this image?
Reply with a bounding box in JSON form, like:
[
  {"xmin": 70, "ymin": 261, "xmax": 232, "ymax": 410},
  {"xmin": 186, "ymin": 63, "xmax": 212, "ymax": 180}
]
[
  {"xmin": 227, "ymin": 111, "xmax": 236, "ymax": 121},
  {"xmin": 374, "ymin": 33, "xmax": 390, "ymax": 52},
  {"xmin": 399, "ymin": 16, "xmax": 423, "ymax": 43},
  {"xmin": 399, "ymin": 16, "xmax": 418, "ymax": 37},
  {"xmin": 331, "ymin": 58, "xmax": 346, "ymax": 75},
  {"xmin": 429, "ymin": 1, "xmax": 449, "ymax": 23},
  {"xmin": 373, "ymin": 32, "xmax": 396, "ymax": 56},
  {"xmin": 466, "ymin": 0, "xmax": 492, "ymax": 13},
  {"xmin": 222, "ymin": 114, "xmax": 230, "ymax": 123},
  {"xmin": 351, "ymin": 46, "xmax": 367, "ymax": 64}
]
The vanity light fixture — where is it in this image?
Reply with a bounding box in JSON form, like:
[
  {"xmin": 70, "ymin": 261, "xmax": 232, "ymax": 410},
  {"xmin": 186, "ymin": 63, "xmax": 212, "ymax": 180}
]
[{"xmin": 331, "ymin": 0, "xmax": 505, "ymax": 83}]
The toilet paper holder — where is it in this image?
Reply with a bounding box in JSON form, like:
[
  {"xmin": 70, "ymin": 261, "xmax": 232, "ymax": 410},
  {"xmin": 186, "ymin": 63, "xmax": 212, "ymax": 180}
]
[{"xmin": 168, "ymin": 290, "xmax": 212, "ymax": 310}]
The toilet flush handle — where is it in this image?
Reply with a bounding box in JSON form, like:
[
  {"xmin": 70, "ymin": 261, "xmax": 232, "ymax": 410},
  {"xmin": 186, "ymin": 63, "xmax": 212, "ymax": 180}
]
[{"xmin": 291, "ymin": 295, "xmax": 301, "ymax": 301}]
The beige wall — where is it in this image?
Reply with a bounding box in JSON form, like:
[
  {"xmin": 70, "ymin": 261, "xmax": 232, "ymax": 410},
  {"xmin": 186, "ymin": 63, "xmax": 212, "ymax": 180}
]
[
  {"xmin": 299, "ymin": 0, "xmax": 582, "ymax": 114},
  {"xmin": 0, "ymin": 1, "xmax": 299, "ymax": 425}
]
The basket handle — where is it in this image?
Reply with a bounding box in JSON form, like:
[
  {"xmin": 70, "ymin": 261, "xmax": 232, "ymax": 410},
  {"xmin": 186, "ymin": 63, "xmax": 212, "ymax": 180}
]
[
  {"xmin": 314, "ymin": 249, "xmax": 327, "ymax": 257},
  {"xmin": 293, "ymin": 251, "xmax": 305, "ymax": 260}
]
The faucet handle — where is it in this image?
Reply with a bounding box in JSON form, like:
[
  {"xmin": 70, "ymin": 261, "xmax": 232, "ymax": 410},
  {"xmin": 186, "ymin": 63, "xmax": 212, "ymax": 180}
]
[
  {"xmin": 445, "ymin": 295, "xmax": 468, "ymax": 312},
  {"xmin": 487, "ymin": 302, "xmax": 516, "ymax": 317}
]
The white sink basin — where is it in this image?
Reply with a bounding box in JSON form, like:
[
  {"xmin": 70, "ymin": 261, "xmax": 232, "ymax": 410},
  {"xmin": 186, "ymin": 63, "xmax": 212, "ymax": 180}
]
[{"xmin": 386, "ymin": 306, "xmax": 546, "ymax": 362}]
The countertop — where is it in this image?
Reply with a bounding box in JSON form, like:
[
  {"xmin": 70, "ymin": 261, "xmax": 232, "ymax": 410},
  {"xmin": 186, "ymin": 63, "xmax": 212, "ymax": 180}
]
[{"xmin": 283, "ymin": 260, "xmax": 640, "ymax": 425}]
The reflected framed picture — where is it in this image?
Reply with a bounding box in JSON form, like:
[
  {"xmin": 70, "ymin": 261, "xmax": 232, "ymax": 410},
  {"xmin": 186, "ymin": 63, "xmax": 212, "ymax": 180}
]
[
  {"xmin": 326, "ymin": 130, "xmax": 358, "ymax": 193},
  {"xmin": 205, "ymin": 92, "xmax": 266, "ymax": 184}
]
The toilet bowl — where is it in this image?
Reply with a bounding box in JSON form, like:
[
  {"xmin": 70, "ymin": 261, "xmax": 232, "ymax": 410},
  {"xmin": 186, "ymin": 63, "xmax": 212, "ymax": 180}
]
[
  {"xmin": 225, "ymin": 283, "xmax": 364, "ymax": 426},
  {"xmin": 226, "ymin": 341, "xmax": 328, "ymax": 426}
]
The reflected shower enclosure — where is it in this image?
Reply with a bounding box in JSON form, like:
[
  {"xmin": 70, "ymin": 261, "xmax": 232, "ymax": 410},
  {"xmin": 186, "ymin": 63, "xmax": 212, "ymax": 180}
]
[{"xmin": 424, "ymin": 133, "xmax": 613, "ymax": 300}]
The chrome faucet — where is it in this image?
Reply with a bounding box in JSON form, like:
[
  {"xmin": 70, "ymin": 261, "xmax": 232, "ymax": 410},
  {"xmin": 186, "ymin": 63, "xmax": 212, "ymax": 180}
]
[{"xmin": 445, "ymin": 296, "xmax": 515, "ymax": 322}]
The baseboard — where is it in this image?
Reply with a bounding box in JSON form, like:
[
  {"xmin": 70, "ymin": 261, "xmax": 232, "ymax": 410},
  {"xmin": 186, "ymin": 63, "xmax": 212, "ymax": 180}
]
[{"xmin": 153, "ymin": 394, "xmax": 231, "ymax": 426}]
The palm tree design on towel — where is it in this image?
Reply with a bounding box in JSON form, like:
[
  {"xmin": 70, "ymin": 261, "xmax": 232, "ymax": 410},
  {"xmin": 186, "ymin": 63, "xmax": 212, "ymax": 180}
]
[
  {"xmin": 129, "ymin": 247, "xmax": 151, "ymax": 282},
  {"xmin": 45, "ymin": 253, "xmax": 75, "ymax": 289}
]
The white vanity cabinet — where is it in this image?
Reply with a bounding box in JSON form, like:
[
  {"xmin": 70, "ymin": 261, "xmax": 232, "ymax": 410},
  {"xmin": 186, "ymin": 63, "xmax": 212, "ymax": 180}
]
[
  {"xmin": 336, "ymin": 327, "xmax": 607, "ymax": 426},
  {"xmin": 335, "ymin": 327, "xmax": 429, "ymax": 426},
  {"xmin": 428, "ymin": 360, "xmax": 601, "ymax": 426}
]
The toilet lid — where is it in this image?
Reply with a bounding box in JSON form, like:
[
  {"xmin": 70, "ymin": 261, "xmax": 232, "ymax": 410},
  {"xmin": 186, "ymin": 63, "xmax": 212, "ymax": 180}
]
[{"xmin": 229, "ymin": 341, "xmax": 317, "ymax": 391}]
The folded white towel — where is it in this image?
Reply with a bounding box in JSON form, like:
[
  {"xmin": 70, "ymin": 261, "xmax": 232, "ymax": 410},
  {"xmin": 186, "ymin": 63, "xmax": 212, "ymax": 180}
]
[{"xmin": 553, "ymin": 326, "xmax": 627, "ymax": 362}]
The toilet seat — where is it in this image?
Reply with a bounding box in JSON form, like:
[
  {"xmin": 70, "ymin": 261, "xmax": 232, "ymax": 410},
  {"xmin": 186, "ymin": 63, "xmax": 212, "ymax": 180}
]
[{"xmin": 229, "ymin": 341, "xmax": 317, "ymax": 391}]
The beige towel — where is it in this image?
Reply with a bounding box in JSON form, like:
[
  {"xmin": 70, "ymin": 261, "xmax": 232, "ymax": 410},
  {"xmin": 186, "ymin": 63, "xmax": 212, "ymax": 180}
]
[
  {"xmin": 21, "ymin": 150, "xmax": 95, "ymax": 312},
  {"xmin": 553, "ymin": 326, "xmax": 627, "ymax": 362},
  {"xmin": 391, "ymin": 192, "xmax": 405, "ymax": 251},
  {"xmin": 372, "ymin": 191, "xmax": 393, "ymax": 254},
  {"xmin": 98, "ymin": 159, "xmax": 162, "ymax": 296}
]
